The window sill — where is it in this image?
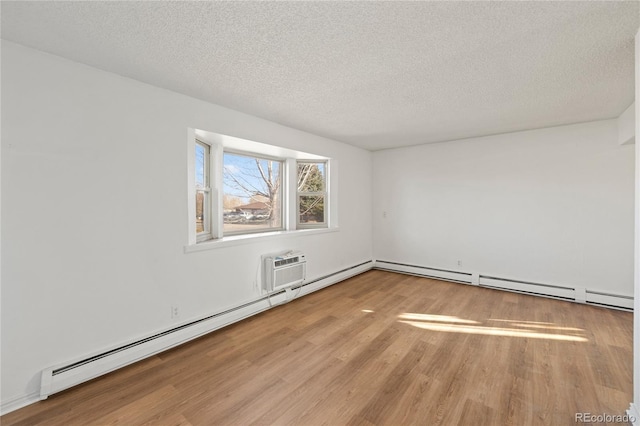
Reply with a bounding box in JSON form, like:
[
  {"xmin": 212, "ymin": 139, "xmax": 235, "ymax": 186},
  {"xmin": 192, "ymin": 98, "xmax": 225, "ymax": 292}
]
[{"xmin": 184, "ymin": 227, "xmax": 339, "ymax": 253}]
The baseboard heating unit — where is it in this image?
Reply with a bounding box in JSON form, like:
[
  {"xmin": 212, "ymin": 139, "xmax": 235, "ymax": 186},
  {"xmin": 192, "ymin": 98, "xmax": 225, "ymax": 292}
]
[
  {"xmin": 374, "ymin": 260, "xmax": 632, "ymax": 311},
  {"xmin": 479, "ymin": 275, "xmax": 633, "ymax": 311},
  {"xmin": 374, "ymin": 260, "xmax": 473, "ymax": 284},
  {"xmin": 38, "ymin": 260, "xmax": 373, "ymax": 402},
  {"xmin": 479, "ymin": 275, "xmax": 575, "ymax": 301}
]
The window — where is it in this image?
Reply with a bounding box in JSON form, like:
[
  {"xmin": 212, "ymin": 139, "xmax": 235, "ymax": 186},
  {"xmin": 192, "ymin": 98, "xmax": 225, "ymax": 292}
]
[
  {"xmin": 223, "ymin": 152, "xmax": 283, "ymax": 235},
  {"xmin": 297, "ymin": 161, "xmax": 327, "ymax": 228},
  {"xmin": 189, "ymin": 129, "xmax": 332, "ymax": 245},
  {"xmin": 195, "ymin": 140, "xmax": 210, "ymax": 241}
]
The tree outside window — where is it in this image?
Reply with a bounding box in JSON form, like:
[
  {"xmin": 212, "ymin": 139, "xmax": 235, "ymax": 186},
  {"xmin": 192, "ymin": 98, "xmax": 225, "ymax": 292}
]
[
  {"xmin": 223, "ymin": 152, "xmax": 283, "ymax": 234},
  {"xmin": 297, "ymin": 161, "xmax": 327, "ymax": 227}
]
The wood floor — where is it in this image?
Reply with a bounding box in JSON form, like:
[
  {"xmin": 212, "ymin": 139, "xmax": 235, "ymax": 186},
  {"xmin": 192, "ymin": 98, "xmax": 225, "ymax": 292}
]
[{"xmin": 2, "ymin": 270, "xmax": 633, "ymax": 425}]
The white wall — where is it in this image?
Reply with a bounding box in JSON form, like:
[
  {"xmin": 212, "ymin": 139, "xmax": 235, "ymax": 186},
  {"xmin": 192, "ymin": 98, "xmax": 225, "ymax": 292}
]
[
  {"xmin": 619, "ymin": 102, "xmax": 635, "ymax": 145},
  {"xmin": 0, "ymin": 41, "xmax": 372, "ymax": 407},
  {"xmin": 373, "ymin": 120, "xmax": 635, "ymax": 297}
]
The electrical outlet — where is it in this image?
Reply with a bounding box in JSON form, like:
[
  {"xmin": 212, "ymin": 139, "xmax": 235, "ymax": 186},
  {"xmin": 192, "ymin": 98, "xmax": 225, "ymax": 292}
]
[
  {"xmin": 383, "ymin": 211, "xmax": 387, "ymax": 218},
  {"xmin": 457, "ymin": 260, "xmax": 462, "ymax": 266},
  {"xmin": 171, "ymin": 304, "xmax": 180, "ymax": 319}
]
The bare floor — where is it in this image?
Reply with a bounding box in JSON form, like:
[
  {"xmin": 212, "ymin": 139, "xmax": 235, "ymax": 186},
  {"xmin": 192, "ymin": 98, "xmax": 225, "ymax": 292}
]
[{"xmin": 2, "ymin": 270, "xmax": 633, "ymax": 425}]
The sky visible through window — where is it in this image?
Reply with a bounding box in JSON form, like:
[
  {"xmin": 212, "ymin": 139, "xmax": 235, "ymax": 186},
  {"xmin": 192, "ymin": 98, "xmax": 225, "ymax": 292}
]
[
  {"xmin": 195, "ymin": 145, "xmax": 281, "ymax": 206},
  {"xmin": 223, "ymin": 152, "xmax": 280, "ymax": 203},
  {"xmin": 195, "ymin": 144, "xmax": 205, "ymax": 188}
]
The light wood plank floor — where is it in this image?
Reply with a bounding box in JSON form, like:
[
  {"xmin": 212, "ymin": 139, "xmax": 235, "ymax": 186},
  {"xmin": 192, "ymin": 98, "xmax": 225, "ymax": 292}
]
[{"xmin": 2, "ymin": 270, "xmax": 633, "ymax": 425}]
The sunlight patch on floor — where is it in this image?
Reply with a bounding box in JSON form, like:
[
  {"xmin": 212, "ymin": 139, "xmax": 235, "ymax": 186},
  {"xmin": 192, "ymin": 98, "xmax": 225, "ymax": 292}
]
[
  {"xmin": 489, "ymin": 319, "xmax": 584, "ymax": 332},
  {"xmin": 398, "ymin": 314, "xmax": 588, "ymax": 342},
  {"xmin": 397, "ymin": 313, "xmax": 479, "ymax": 324}
]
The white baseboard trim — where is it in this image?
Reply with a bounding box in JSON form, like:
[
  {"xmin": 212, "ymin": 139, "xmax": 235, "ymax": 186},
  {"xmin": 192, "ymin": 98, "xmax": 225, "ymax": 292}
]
[
  {"xmin": 628, "ymin": 403, "xmax": 640, "ymax": 426},
  {"xmin": 0, "ymin": 392, "xmax": 41, "ymax": 417},
  {"xmin": 2, "ymin": 261, "xmax": 373, "ymax": 416}
]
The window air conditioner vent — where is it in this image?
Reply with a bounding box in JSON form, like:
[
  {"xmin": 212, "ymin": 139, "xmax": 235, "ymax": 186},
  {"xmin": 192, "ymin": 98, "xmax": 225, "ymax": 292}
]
[{"xmin": 263, "ymin": 251, "xmax": 306, "ymax": 293}]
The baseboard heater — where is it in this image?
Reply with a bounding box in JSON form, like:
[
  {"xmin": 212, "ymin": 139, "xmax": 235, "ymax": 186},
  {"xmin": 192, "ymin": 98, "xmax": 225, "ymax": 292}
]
[
  {"xmin": 373, "ymin": 260, "xmax": 632, "ymax": 311},
  {"xmin": 585, "ymin": 289, "xmax": 634, "ymax": 310},
  {"xmin": 39, "ymin": 261, "xmax": 373, "ymax": 400},
  {"xmin": 479, "ymin": 275, "xmax": 574, "ymax": 300},
  {"xmin": 479, "ymin": 275, "xmax": 633, "ymax": 311},
  {"xmin": 374, "ymin": 260, "xmax": 473, "ymax": 284}
]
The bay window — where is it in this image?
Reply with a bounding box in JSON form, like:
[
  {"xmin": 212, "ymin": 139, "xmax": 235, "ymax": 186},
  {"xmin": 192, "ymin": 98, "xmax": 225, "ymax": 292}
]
[{"xmin": 189, "ymin": 129, "xmax": 332, "ymax": 245}]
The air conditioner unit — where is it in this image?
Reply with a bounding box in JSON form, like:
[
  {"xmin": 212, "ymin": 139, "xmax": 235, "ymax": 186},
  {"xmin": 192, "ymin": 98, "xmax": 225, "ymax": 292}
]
[{"xmin": 263, "ymin": 251, "xmax": 306, "ymax": 292}]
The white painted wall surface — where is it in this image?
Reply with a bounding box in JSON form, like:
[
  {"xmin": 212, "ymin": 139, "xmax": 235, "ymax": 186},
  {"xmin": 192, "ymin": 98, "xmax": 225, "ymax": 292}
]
[
  {"xmin": 619, "ymin": 102, "xmax": 636, "ymax": 145},
  {"xmin": 0, "ymin": 41, "xmax": 372, "ymax": 407},
  {"xmin": 373, "ymin": 120, "xmax": 634, "ymax": 297}
]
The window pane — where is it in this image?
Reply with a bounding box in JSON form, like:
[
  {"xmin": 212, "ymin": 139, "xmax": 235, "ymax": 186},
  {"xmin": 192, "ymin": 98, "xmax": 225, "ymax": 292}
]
[
  {"xmin": 297, "ymin": 162, "xmax": 325, "ymax": 192},
  {"xmin": 196, "ymin": 190, "xmax": 205, "ymax": 233},
  {"xmin": 223, "ymin": 152, "xmax": 283, "ymax": 234},
  {"xmin": 299, "ymin": 195, "xmax": 325, "ymax": 224},
  {"xmin": 195, "ymin": 144, "xmax": 206, "ymax": 189}
]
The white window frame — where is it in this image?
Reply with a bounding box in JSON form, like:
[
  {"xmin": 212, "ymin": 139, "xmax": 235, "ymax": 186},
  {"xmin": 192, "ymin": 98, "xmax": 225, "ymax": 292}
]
[
  {"xmin": 187, "ymin": 128, "xmax": 336, "ymax": 250},
  {"xmin": 296, "ymin": 160, "xmax": 329, "ymax": 229},
  {"xmin": 195, "ymin": 139, "xmax": 212, "ymax": 242}
]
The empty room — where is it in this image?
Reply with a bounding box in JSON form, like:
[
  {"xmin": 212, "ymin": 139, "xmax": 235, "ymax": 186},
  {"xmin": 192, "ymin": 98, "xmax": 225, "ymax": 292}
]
[{"xmin": 1, "ymin": 1, "xmax": 639, "ymax": 425}]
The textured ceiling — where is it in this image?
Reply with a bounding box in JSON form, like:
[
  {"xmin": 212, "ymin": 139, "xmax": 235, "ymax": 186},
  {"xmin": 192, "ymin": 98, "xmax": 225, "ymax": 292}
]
[{"xmin": 2, "ymin": 1, "xmax": 638, "ymax": 151}]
